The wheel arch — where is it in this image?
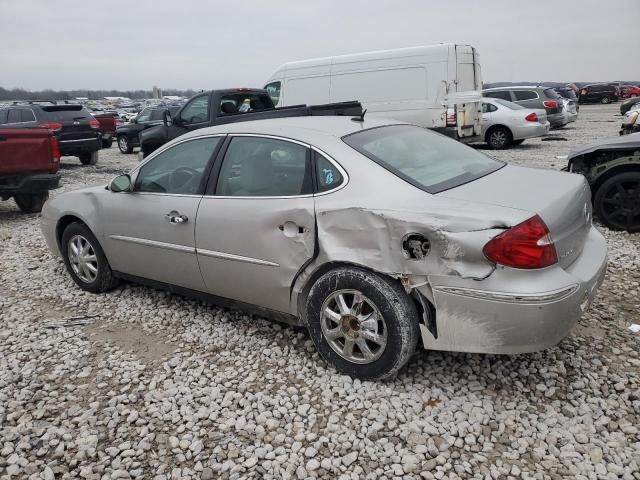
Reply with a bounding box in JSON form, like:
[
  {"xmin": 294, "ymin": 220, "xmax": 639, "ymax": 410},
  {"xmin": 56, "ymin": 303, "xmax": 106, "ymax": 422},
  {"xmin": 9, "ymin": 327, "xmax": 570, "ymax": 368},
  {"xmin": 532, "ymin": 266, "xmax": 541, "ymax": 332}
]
[
  {"xmin": 294, "ymin": 260, "xmax": 415, "ymax": 325},
  {"xmin": 590, "ymin": 163, "xmax": 640, "ymax": 197}
]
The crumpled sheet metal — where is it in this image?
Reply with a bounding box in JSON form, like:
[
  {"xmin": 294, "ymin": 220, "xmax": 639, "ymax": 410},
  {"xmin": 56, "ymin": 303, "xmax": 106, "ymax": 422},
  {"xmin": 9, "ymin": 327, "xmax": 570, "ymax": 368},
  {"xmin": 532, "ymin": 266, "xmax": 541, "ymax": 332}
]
[{"xmin": 315, "ymin": 207, "xmax": 509, "ymax": 281}]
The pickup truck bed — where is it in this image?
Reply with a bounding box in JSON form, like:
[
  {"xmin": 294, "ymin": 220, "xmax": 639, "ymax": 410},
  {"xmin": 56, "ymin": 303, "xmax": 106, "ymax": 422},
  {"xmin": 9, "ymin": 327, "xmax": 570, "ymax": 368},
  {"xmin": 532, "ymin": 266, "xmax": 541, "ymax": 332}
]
[{"xmin": 0, "ymin": 128, "xmax": 61, "ymax": 213}]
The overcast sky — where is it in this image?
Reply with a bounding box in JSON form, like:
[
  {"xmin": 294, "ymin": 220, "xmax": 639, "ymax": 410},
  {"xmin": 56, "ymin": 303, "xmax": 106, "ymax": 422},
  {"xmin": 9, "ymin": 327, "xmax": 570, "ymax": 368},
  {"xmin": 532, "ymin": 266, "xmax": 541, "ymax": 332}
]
[{"xmin": 1, "ymin": 0, "xmax": 637, "ymax": 91}]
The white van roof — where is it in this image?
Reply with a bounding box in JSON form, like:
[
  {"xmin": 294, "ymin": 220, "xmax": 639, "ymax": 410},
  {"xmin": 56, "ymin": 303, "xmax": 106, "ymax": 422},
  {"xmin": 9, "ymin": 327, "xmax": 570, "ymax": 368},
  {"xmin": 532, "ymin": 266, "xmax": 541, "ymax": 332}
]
[{"xmin": 268, "ymin": 43, "xmax": 470, "ymax": 78}]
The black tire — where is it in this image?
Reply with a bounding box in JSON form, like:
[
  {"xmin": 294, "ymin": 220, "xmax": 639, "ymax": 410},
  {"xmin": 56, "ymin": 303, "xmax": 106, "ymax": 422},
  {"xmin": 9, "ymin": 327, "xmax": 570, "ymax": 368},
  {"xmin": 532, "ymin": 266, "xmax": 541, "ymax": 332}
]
[
  {"xmin": 117, "ymin": 135, "xmax": 133, "ymax": 154},
  {"xmin": 79, "ymin": 151, "xmax": 98, "ymax": 165},
  {"xmin": 511, "ymin": 139, "xmax": 525, "ymax": 146},
  {"xmin": 305, "ymin": 267, "xmax": 419, "ymax": 381},
  {"xmin": 14, "ymin": 192, "xmax": 48, "ymax": 213},
  {"xmin": 593, "ymin": 171, "xmax": 640, "ymax": 233},
  {"xmin": 486, "ymin": 126, "xmax": 513, "ymax": 149},
  {"xmin": 61, "ymin": 222, "xmax": 119, "ymax": 293},
  {"xmin": 601, "ymin": 96, "xmax": 611, "ymax": 104},
  {"xmin": 101, "ymin": 138, "xmax": 113, "ymax": 149}
]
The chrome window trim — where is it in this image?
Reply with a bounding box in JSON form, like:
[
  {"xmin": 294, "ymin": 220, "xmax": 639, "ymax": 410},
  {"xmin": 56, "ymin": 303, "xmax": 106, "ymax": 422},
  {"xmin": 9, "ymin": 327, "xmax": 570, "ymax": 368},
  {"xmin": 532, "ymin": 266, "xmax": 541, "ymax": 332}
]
[
  {"xmin": 109, "ymin": 235, "xmax": 195, "ymax": 254},
  {"xmin": 196, "ymin": 248, "xmax": 279, "ymax": 267},
  {"xmin": 126, "ymin": 192, "xmax": 203, "ymax": 199},
  {"xmin": 433, "ymin": 284, "xmax": 579, "ymax": 304}
]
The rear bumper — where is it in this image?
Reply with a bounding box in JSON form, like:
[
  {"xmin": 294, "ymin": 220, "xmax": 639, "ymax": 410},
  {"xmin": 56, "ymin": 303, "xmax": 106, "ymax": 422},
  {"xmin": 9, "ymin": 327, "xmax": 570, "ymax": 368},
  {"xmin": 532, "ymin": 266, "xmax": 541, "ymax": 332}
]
[
  {"xmin": 59, "ymin": 138, "xmax": 100, "ymax": 155},
  {"xmin": 548, "ymin": 113, "xmax": 569, "ymax": 127},
  {"xmin": 0, "ymin": 173, "xmax": 61, "ymax": 197},
  {"xmin": 419, "ymin": 226, "xmax": 607, "ymax": 354},
  {"xmin": 512, "ymin": 121, "xmax": 550, "ymax": 140}
]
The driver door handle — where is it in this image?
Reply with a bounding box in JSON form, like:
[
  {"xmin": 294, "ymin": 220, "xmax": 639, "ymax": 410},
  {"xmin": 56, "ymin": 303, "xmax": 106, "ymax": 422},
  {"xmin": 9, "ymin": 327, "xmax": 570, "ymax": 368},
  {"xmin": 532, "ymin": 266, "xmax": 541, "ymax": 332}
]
[{"xmin": 166, "ymin": 211, "xmax": 188, "ymax": 224}]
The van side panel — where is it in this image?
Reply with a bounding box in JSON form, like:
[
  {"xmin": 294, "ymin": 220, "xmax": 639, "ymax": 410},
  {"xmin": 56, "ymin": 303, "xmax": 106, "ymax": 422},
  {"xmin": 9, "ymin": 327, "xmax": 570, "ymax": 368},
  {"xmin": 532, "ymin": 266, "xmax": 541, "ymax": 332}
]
[
  {"xmin": 453, "ymin": 45, "xmax": 482, "ymax": 139},
  {"xmin": 285, "ymin": 76, "xmax": 331, "ymax": 105}
]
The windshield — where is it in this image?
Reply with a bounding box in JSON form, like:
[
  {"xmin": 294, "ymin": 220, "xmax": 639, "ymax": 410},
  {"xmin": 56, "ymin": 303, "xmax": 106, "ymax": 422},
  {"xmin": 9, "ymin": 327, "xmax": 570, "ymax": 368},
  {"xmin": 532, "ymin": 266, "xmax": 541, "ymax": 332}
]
[
  {"xmin": 343, "ymin": 125, "xmax": 504, "ymax": 194},
  {"xmin": 492, "ymin": 98, "xmax": 524, "ymax": 110}
]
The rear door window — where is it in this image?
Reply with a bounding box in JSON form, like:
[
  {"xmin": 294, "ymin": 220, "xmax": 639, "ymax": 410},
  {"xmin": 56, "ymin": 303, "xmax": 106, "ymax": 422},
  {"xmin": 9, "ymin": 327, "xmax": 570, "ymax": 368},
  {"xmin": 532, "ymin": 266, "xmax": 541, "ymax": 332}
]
[
  {"xmin": 315, "ymin": 151, "xmax": 344, "ymax": 193},
  {"xmin": 216, "ymin": 136, "xmax": 311, "ymax": 196},
  {"xmin": 20, "ymin": 109, "xmax": 36, "ymax": 122},
  {"xmin": 513, "ymin": 90, "xmax": 538, "ymax": 101},
  {"xmin": 484, "ymin": 91, "xmax": 512, "ymax": 101},
  {"xmin": 0, "ymin": 109, "xmax": 7, "ymax": 124},
  {"xmin": 7, "ymin": 109, "xmax": 21, "ymax": 123}
]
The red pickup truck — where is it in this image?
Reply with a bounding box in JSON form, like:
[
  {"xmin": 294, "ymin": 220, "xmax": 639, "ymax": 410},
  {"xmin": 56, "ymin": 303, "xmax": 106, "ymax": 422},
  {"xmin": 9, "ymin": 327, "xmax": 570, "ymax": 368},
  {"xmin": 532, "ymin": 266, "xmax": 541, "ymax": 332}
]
[
  {"xmin": 92, "ymin": 112, "xmax": 118, "ymax": 148},
  {"xmin": 0, "ymin": 128, "xmax": 61, "ymax": 213}
]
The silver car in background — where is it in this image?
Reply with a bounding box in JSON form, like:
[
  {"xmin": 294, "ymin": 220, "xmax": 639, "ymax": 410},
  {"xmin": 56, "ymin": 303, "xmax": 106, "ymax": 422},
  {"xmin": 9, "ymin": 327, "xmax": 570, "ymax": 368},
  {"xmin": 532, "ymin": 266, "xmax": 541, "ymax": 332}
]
[
  {"xmin": 480, "ymin": 97, "xmax": 550, "ymax": 149},
  {"xmin": 41, "ymin": 116, "xmax": 607, "ymax": 380}
]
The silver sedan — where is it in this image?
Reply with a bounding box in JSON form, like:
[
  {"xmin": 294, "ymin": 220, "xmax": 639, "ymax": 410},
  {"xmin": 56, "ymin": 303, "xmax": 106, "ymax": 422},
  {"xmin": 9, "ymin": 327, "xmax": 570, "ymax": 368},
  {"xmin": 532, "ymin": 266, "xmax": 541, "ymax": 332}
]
[
  {"xmin": 480, "ymin": 97, "xmax": 550, "ymax": 149},
  {"xmin": 41, "ymin": 116, "xmax": 607, "ymax": 380}
]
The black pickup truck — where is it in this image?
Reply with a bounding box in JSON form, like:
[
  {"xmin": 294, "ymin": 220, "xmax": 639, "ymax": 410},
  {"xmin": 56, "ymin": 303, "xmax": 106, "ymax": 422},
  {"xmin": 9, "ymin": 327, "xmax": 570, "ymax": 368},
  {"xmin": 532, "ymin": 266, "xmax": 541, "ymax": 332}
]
[{"xmin": 139, "ymin": 89, "xmax": 362, "ymax": 157}]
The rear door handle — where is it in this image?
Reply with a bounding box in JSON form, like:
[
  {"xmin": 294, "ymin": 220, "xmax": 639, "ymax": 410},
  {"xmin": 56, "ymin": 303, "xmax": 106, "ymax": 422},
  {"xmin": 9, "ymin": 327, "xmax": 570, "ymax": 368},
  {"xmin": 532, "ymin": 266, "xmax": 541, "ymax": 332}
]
[{"xmin": 166, "ymin": 211, "xmax": 188, "ymax": 224}]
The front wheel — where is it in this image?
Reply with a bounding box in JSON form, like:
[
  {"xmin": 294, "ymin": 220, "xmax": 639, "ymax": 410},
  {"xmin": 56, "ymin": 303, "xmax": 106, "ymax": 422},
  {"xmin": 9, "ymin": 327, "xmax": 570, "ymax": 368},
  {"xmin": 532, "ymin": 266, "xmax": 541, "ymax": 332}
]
[
  {"xmin": 14, "ymin": 192, "xmax": 48, "ymax": 213},
  {"xmin": 79, "ymin": 151, "xmax": 98, "ymax": 165},
  {"xmin": 117, "ymin": 135, "xmax": 133, "ymax": 154},
  {"xmin": 593, "ymin": 172, "xmax": 640, "ymax": 232},
  {"xmin": 61, "ymin": 222, "xmax": 119, "ymax": 292},
  {"xmin": 486, "ymin": 126, "xmax": 513, "ymax": 149},
  {"xmin": 601, "ymin": 96, "xmax": 611, "ymax": 104},
  {"xmin": 305, "ymin": 267, "xmax": 419, "ymax": 380}
]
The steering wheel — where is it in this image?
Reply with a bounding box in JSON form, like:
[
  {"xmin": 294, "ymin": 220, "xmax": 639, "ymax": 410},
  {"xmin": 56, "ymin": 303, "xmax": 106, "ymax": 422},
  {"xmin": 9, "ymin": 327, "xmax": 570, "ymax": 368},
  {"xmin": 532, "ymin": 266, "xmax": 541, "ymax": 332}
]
[{"xmin": 169, "ymin": 167, "xmax": 199, "ymax": 193}]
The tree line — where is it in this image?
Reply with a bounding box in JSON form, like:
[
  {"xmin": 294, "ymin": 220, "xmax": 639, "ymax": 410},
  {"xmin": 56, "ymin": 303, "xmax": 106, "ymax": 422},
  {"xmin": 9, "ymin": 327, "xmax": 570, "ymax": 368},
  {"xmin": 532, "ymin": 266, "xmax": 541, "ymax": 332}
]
[{"xmin": 0, "ymin": 87, "xmax": 201, "ymax": 101}]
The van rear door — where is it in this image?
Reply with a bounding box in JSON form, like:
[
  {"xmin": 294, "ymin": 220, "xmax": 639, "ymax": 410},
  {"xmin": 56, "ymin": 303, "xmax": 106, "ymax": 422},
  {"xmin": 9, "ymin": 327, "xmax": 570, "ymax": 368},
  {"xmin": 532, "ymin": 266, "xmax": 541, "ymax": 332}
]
[{"xmin": 453, "ymin": 45, "xmax": 482, "ymax": 140}]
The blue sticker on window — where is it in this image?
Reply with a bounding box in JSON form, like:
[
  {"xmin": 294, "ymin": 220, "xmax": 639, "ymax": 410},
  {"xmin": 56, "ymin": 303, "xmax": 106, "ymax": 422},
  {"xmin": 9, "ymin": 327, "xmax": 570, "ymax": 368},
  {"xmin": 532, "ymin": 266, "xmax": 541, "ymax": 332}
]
[{"xmin": 322, "ymin": 168, "xmax": 334, "ymax": 185}]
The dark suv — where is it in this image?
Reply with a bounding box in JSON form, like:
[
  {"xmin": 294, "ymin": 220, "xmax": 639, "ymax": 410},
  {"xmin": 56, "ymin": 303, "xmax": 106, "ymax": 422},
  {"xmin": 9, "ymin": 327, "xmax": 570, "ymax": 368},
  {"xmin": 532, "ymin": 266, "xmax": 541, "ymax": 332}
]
[
  {"xmin": 0, "ymin": 102, "xmax": 101, "ymax": 165},
  {"xmin": 578, "ymin": 84, "xmax": 619, "ymax": 104},
  {"xmin": 115, "ymin": 106, "xmax": 180, "ymax": 154}
]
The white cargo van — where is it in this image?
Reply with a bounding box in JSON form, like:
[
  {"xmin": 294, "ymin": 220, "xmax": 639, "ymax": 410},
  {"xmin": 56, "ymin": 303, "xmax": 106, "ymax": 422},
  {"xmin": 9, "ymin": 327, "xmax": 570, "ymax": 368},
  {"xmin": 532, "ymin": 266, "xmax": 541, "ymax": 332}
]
[{"xmin": 264, "ymin": 44, "xmax": 483, "ymax": 142}]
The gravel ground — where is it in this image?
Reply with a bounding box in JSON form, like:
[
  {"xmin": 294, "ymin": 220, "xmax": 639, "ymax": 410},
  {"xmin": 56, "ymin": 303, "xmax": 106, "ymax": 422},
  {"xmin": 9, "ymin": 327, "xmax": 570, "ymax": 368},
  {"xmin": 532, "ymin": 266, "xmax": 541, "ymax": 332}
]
[{"xmin": 1, "ymin": 103, "xmax": 639, "ymax": 480}]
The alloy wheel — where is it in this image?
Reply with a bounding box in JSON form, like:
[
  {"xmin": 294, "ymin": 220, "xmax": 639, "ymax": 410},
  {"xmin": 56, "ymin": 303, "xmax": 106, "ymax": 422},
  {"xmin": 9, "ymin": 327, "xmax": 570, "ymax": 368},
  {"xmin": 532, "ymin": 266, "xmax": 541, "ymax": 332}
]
[
  {"xmin": 489, "ymin": 130, "xmax": 507, "ymax": 148},
  {"xmin": 118, "ymin": 137, "xmax": 128, "ymax": 152},
  {"xmin": 320, "ymin": 289, "xmax": 387, "ymax": 364},
  {"xmin": 68, "ymin": 235, "xmax": 99, "ymax": 283},
  {"xmin": 599, "ymin": 178, "xmax": 640, "ymax": 231}
]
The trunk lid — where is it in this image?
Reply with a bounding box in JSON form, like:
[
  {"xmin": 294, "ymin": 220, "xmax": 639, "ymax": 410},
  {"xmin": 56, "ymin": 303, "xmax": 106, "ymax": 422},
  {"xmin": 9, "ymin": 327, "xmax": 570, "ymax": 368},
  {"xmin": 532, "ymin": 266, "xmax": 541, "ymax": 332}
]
[{"xmin": 439, "ymin": 165, "xmax": 592, "ymax": 268}]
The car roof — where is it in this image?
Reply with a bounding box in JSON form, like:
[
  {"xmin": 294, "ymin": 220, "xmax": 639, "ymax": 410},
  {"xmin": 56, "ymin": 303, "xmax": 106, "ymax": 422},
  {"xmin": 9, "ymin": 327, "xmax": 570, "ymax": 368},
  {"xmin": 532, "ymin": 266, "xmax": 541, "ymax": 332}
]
[
  {"xmin": 483, "ymin": 86, "xmax": 545, "ymax": 91},
  {"xmin": 179, "ymin": 115, "xmax": 404, "ymax": 143}
]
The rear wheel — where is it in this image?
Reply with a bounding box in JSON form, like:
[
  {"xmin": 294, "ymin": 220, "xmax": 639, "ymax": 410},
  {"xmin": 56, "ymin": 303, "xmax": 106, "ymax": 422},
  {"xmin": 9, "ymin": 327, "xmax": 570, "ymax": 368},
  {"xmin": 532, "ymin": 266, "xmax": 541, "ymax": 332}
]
[
  {"xmin": 593, "ymin": 171, "xmax": 640, "ymax": 232},
  {"xmin": 61, "ymin": 222, "xmax": 119, "ymax": 292},
  {"xmin": 601, "ymin": 96, "xmax": 611, "ymax": 104},
  {"xmin": 486, "ymin": 126, "xmax": 513, "ymax": 149},
  {"xmin": 305, "ymin": 267, "xmax": 419, "ymax": 380},
  {"xmin": 14, "ymin": 192, "xmax": 48, "ymax": 213},
  {"xmin": 79, "ymin": 151, "xmax": 98, "ymax": 165},
  {"xmin": 117, "ymin": 135, "xmax": 133, "ymax": 154}
]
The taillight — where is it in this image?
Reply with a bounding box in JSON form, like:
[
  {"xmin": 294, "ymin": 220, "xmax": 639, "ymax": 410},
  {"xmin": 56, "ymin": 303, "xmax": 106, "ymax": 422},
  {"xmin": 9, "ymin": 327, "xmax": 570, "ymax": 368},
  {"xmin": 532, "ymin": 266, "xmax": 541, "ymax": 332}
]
[
  {"xmin": 50, "ymin": 136, "xmax": 60, "ymax": 164},
  {"xmin": 89, "ymin": 120, "xmax": 100, "ymax": 129},
  {"xmin": 39, "ymin": 122, "xmax": 63, "ymax": 132},
  {"xmin": 446, "ymin": 107, "xmax": 457, "ymax": 127},
  {"xmin": 482, "ymin": 215, "xmax": 557, "ymax": 269},
  {"xmin": 543, "ymin": 100, "xmax": 557, "ymax": 109},
  {"xmin": 525, "ymin": 112, "xmax": 538, "ymax": 122}
]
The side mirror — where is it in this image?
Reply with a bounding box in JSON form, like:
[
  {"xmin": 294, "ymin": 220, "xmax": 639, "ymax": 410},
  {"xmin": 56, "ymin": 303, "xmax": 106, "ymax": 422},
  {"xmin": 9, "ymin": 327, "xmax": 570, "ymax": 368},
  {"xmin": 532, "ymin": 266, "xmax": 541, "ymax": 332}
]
[
  {"xmin": 110, "ymin": 174, "xmax": 132, "ymax": 193},
  {"xmin": 163, "ymin": 110, "xmax": 173, "ymax": 127}
]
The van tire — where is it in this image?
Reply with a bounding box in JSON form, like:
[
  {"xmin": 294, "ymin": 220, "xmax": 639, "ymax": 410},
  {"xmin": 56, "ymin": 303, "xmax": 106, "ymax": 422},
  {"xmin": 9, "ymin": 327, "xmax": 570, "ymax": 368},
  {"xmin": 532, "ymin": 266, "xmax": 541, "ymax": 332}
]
[{"xmin": 486, "ymin": 126, "xmax": 512, "ymax": 149}]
